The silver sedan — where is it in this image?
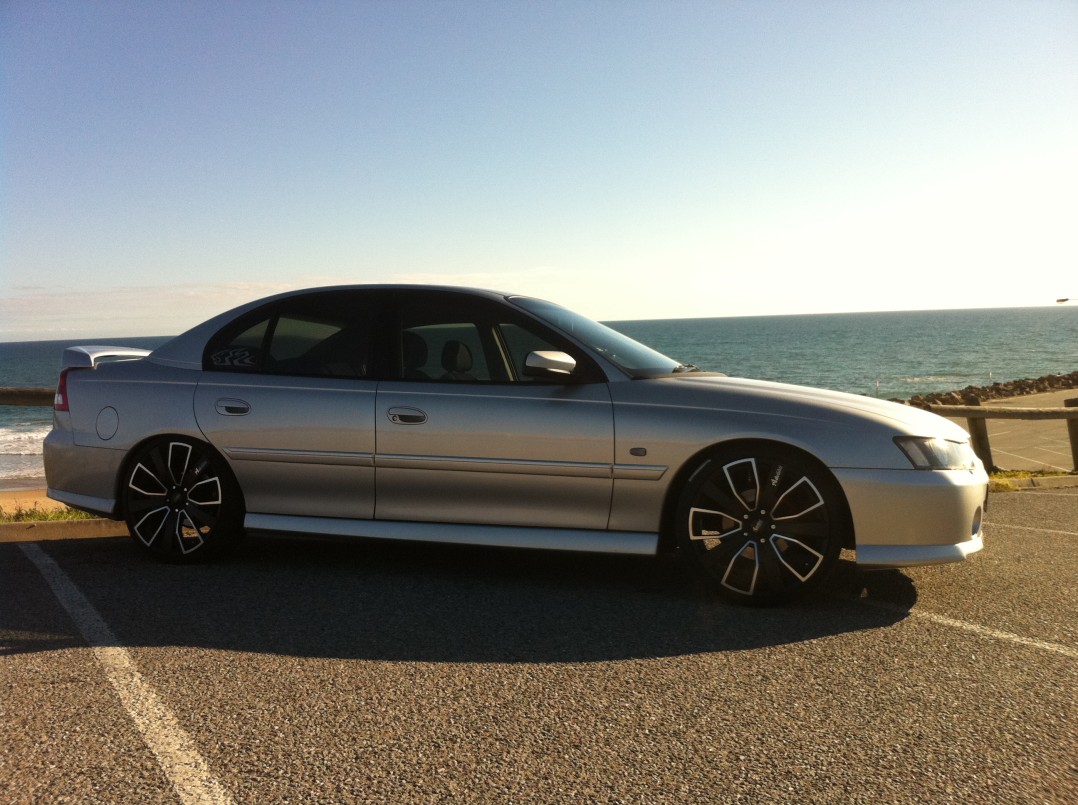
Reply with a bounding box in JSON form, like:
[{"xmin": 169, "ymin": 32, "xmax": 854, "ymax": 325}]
[{"xmin": 45, "ymin": 285, "xmax": 987, "ymax": 604}]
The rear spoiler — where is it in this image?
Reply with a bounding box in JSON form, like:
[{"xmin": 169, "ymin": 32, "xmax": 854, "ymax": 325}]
[{"xmin": 61, "ymin": 345, "xmax": 153, "ymax": 369}]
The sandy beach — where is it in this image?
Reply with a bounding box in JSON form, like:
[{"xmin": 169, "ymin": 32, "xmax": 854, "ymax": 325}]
[{"xmin": 0, "ymin": 485, "xmax": 68, "ymax": 514}]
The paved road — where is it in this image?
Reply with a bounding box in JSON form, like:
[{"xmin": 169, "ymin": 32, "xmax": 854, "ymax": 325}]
[{"xmin": 2, "ymin": 489, "xmax": 1076, "ymax": 803}]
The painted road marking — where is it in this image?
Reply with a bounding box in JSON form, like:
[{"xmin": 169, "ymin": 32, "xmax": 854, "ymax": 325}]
[
  {"xmin": 853, "ymin": 597, "xmax": 1078, "ymax": 660},
  {"xmin": 984, "ymin": 521, "xmax": 1076, "ymax": 537},
  {"xmin": 852, "ymin": 518, "xmax": 1078, "ymax": 658},
  {"xmin": 1013, "ymin": 491, "xmax": 1078, "ymax": 498},
  {"xmin": 908, "ymin": 609, "xmax": 1078, "ymax": 659},
  {"xmin": 19, "ymin": 543, "xmax": 234, "ymax": 805}
]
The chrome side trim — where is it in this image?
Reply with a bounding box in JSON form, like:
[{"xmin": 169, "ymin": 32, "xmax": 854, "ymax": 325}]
[
  {"xmin": 46, "ymin": 488, "xmax": 117, "ymax": 518},
  {"xmin": 376, "ymin": 453, "xmax": 612, "ymax": 478},
  {"xmin": 856, "ymin": 534, "xmax": 984, "ymax": 568},
  {"xmin": 374, "ymin": 454, "xmax": 668, "ymax": 481},
  {"xmin": 225, "ymin": 447, "xmax": 375, "ymax": 467},
  {"xmin": 245, "ymin": 513, "xmax": 659, "ymax": 555},
  {"xmin": 612, "ymin": 464, "xmax": 668, "ymax": 481}
]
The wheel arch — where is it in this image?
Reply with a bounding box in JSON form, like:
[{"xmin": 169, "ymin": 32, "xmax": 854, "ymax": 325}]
[
  {"xmin": 113, "ymin": 432, "xmax": 243, "ymax": 520},
  {"xmin": 657, "ymin": 438, "xmax": 855, "ymax": 554}
]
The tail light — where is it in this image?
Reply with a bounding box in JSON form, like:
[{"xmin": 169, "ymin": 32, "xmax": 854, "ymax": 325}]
[{"xmin": 54, "ymin": 368, "xmax": 72, "ymax": 411}]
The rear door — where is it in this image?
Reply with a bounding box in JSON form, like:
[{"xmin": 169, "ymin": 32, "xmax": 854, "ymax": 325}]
[{"xmin": 194, "ymin": 290, "xmax": 379, "ymax": 519}]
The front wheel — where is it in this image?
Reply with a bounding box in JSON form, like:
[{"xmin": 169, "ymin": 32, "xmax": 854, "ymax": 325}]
[
  {"xmin": 676, "ymin": 445, "xmax": 847, "ymax": 605},
  {"xmin": 122, "ymin": 437, "xmax": 245, "ymax": 562}
]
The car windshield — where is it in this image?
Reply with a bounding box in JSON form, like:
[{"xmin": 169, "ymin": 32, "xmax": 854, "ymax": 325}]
[{"xmin": 509, "ymin": 296, "xmax": 686, "ymax": 377}]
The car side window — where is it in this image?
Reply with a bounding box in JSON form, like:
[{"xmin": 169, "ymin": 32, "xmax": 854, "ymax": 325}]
[
  {"xmin": 205, "ymin": 293, "xmax": 372, "ymax": 378},
  {"xmin": 391, "ymin": 293, "xmax": 601, "ymax": 384},
  {"xmin": 206, "ymin": 318, "xmax": 269, "ymax": 372},
  {"xmin": 496, "ymin": 322, "xmax": 564, "ymax": 383},
  {"xmin": 400, "ymin": 322, "xmax": 492, "ymax": 382}
]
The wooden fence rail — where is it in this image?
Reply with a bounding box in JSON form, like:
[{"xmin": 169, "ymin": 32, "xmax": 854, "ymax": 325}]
[
  {"xmin": 0, "ymin": 387, "xmax": 53, "ymax": 406},
  {"xmin": 3, "ymin": 387, "xmax": 1077, "ymax": 471},
  {"xmin": 927, "ymin": 399, "xmax": 1078, "ymax": 471}
]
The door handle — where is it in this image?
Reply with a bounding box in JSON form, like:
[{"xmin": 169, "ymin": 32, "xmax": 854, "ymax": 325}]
[
  {"xmin": 216, "ymin": 398, "xmax": 251, "ymax": 416},
  {"xmin": 387, "ymin": 407, "xmax": 427, "ymax": 425}
]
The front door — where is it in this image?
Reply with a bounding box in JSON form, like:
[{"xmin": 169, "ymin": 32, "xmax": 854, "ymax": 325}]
[{"xmin": 375, "ymin": 291, "xmax": 615, "ymax": 530}]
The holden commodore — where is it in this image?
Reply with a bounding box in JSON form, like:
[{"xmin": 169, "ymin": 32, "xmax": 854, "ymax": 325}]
[{"xmin": 44, "ymin": 285, "xmax": 987, "ymax": 604}]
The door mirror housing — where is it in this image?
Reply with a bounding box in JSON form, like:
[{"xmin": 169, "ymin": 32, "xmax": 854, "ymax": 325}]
[{"xmin": 523, "ymin": 350, "xmax": 577, "ymax": 380}]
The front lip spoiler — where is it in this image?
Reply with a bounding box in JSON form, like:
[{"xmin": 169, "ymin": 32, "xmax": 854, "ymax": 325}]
[{"xmin": 855, "ymin": 533, "xmax": 984, "ymax": 568}]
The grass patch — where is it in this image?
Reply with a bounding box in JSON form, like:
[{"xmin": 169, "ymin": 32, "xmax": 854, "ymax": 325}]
[
  {"xmin": 989, "ymin": 469, "xmax": 1076, "ymax": 493},
  {"xmin": 991, "ymin": 470, "xmax": 1073, "ymax": 479},
  {"xmin": 0, "ymin": 502, "xmax": 98, "ymax": 523}
]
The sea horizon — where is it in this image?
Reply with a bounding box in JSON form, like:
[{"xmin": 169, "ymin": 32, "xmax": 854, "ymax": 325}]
[
  {"xmin": 1, "ymin": 301, "xmax": 1071, "ymax": 346},
  {"xmin": 2, "ymin": 306, "xmax": 1075, "ymax": 484}
]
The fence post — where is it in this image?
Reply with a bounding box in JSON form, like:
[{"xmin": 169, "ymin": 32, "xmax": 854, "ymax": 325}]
[
  {"xmin": 1067, "ymin": 398, "xmax": 1078, "ymax": 472},
  {"xmin": 963, "ymin": 395, "xmax": 995, "ymax": 471}
]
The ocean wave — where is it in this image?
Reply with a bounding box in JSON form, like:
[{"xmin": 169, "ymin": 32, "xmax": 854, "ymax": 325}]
[
  {"xmin": 0, "ymin": 454, "xmax": 46, "ymax": 480},
  {"xmin": 0, "ymin": 425, "xmax": 50, "ymax": 456}
]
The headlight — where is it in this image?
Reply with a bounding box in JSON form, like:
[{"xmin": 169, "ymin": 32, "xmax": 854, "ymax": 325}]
[{"xmin": 894, "ymin": 436, "xmax": 977, "ymax": 470}]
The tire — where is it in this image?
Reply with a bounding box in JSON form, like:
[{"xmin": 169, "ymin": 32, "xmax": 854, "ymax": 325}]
[
  {"xmin": 676, "ymin": 444, "xmax": 846, "ymax": 605},
  {"xmin": 122, "ymin": 437, "xmax": 245, "ymax": 562}
]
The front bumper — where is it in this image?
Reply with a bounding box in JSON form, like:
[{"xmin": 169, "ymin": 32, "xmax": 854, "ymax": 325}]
[
  {"xmin": 855, "ymin": 534, "xmax": 984, "ymax": 568},
  {"xmin": 833, "ymin": 466, "xmax": 988, "ymax": 569}
]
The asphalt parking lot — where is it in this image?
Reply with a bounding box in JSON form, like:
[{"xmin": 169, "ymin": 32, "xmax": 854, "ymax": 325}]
[{"xmin": 2, "ymin": 488, "xmax": 1076, "ymax": 804}]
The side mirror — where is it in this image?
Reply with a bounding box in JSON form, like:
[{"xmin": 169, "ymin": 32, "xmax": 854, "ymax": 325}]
[{"xmin": 523, "ymin": 350, "xmax": 577, "ymax": 379}]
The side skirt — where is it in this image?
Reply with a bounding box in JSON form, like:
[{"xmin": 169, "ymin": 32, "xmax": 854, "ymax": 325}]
[{"xmin": 245, "ymin": 513, "xmax": 659, "ymax": 556}]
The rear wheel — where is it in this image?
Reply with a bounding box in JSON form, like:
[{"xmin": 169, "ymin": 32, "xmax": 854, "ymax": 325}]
[
  {"xmin": 122, "ymin": 437, "xmax": 244, "ymax": 561},
  {"xmin": 676, "ymin": 445, "xmax": 846, "ymax": 605}
]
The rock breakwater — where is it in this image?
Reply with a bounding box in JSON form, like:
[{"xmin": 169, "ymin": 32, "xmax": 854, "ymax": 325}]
[{"xmin": 904, "ymin": 371, "xmax": 1078, "ymax": 407}]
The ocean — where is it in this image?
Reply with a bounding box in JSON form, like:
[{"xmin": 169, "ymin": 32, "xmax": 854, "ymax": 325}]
[
  {"xmin": 1, "ymin": 307, "xmax": 1075, "ymax": 481},
  {"xmin": 0, "ymin": 336, "xmax": 172, "ymax": 482}
]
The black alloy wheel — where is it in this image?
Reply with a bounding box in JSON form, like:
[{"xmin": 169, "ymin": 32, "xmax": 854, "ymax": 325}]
[
  {"xmin": 122, "ymin": 437, "xmax": 244, "ymax": 561},
  {"xmin": 677, "ymin": 444, "xmax": 847, "ymax": 605}
]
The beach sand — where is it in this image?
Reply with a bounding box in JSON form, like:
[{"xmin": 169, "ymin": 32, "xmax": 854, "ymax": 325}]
[{"xmin": 0, "ymin": 486, "xmax": 68, "ymax": 514}]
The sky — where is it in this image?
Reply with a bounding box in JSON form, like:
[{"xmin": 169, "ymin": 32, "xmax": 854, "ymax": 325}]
[{"xmin": 1, "ymin": 0, "xmax": 1076, "ymax": 341}]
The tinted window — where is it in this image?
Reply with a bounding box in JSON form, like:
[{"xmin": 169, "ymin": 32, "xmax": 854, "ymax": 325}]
[
  {"xmin": 510, "ymin": 296, "xmax": 680, "ymax": 377},
  {"xmin": 401, "ymin": 322, "xmax": 492, "ymax": 381},
  {"xmin": 205, "ymin": 292, "xmax": 373, "ymax": 378},
  {"xmin": 206, "ymin": 319, "xmax": 269, "ymax": 372},
  {"xmin": 391, "ymin": 292, "xmax": 601, "ymax": 384},
  {"xmin": 497, "ymin": 322, "xmax": 563, "ymax": 382}
]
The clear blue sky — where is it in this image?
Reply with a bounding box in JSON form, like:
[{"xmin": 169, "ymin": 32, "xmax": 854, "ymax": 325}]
[{"xmin": 2, "ymin": 0, "xmax": 1076, "ymax": 340}]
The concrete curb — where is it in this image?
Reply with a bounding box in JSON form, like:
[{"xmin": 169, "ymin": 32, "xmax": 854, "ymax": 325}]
[
  {"xmin": 0, "ymin": 518, "xmax": 128, "ymax": 543},
  {"xmin": 994, "ymin": 475, "xmax": 1078, "ymax": 491}
]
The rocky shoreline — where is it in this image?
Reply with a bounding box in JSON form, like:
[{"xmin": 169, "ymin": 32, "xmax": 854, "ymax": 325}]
[{"xmin": 903, "ymin": 370, "xmax": 1078, "ymax": 407}]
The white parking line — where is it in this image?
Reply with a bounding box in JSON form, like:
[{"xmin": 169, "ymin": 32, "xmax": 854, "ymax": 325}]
[
  {"xmin": 983, "ymin": 521, "xmax": 1076, "ymax": 537},
  {"xmin": 909, "ymin": 609, "xmax": 1078, "ymax": 659},
  {"xmin": 991, "ymin": 450, "xmax": 1070, "ymax": 471},
  {"xmin": 19, "ymin": 544, "xmax": 234, "ymax": 805},
  {"xmin": 853, "ymin": 597, "xmax": 1078, "ymax": 659}
]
